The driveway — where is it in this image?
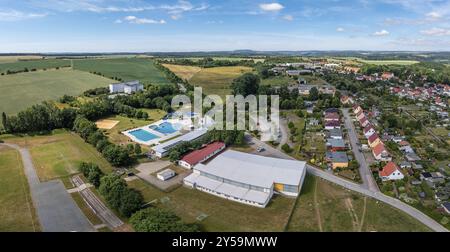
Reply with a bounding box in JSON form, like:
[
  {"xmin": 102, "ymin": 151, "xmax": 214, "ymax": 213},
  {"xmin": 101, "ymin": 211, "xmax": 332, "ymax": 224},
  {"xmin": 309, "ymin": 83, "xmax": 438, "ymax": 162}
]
[
  {"xmin": 135, "ymin": 160, "xmax": 191, "ymax": 191},
  {"xmin": 244, "ymin": 135, "xmax": 448, "ymax": 232},
  {"xmin": 341, "ymin": 108, "xmax": 379, "ymax": 192},
  {"xmin": 1, "ymin": 143, "xmax": 95, "ymax": 232}
]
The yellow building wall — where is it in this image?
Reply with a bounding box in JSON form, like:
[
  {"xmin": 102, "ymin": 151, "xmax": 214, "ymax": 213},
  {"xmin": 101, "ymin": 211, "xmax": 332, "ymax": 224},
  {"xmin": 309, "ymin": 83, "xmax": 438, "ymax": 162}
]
[
  {"xmin": 332, "ymin": 162, "xmax": 349, "ymax": 170},
  {"xmin": 274, "ymin": 183, "xmax": 284, "ymax": 192}
]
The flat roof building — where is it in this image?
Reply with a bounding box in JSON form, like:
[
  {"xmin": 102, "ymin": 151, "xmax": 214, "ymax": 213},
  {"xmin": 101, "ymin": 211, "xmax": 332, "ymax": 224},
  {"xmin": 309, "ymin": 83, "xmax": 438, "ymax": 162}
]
[
  {"xmin": 184, "ymin": 150, "xmax": 307, "ymax": 208},
  {"xmin": 151, "ymin": 129, "xmax": 208, "ymax": 158},
  {"xmin": 157, "ymin": 169, "xmax": 175, "ymax": 181},
  {"xmin": 109, "ymin": 80, "xmax": 144, "ymax": 94}
]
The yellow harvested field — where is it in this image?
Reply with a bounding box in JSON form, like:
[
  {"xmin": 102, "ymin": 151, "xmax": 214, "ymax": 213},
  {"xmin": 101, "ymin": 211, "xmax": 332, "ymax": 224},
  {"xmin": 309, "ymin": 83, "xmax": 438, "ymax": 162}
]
[
  {"xmin": 96, "ymin": 119, "xmax": 120, "ymax": 130},
  {"xmin": 0, "ymin": 55, "xmax": 44, "ymax": 63},
  {"xmin": 162, "ymin": 64, "xmax": 202, "ymax": 81}
]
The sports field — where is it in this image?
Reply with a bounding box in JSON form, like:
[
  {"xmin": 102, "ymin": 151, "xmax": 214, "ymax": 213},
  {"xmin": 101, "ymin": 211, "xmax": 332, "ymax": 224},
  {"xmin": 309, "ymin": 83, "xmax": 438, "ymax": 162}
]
[
  {"xmin": 3, "ymin": 130, "xmax": 113, "ymax": 182},
  {"xmin": 0, "ymin": 59, "xmax": 71, "ymax": 73},
  {"xmin": 164, "ymin": 64, "xmax": 254, "ymax": 97},
  {"xmin": 0, "ymin": 146, "xmax": 39, "ymax": 231},
  {"xmin": 0, "ymin": 69, "xmax": 114, "ymax": 115},
  {"xmin": 73, "ymin": 58, "xmax": 169, "ymax": 85}
]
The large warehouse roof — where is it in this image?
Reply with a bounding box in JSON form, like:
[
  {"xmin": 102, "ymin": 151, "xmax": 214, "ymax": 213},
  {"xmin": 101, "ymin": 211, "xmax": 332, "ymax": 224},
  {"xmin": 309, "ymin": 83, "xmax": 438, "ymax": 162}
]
[
  {"xmin": 152, "ymin": 129, "xmax": 208, "ymax": 154},
  {"xmin": 194, "ymin": 150, "xmax": 307, "ymax": 188}
]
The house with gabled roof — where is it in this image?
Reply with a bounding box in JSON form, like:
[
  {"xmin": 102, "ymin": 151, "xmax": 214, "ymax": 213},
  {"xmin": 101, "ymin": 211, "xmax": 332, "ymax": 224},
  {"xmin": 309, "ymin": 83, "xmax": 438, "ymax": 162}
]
[
  {"xmin": 379, "ymin": 162, "xmax": 404, "ymax": 181},
  {"xmin": 372, "ymin": 142, "xmax": 391, "ymax": 161},
  {"xmin": 368, "ymin": 133, "xmax": 381, "ymax": 148},
  {"xmin": 363, "ymin": 125, "xmax": 376, "ymax": 138}
]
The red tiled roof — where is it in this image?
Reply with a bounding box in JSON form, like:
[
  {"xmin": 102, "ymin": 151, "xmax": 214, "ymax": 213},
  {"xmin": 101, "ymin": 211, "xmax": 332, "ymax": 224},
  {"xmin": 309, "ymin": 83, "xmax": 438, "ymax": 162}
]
[
  {"xmin": 181, "ymin": 142, "xmax": 225, "ymax": 166},
  {"xmin": 379, "ymin": 162, "xmax": 400, "ymax": 177},
  {"xmin": 325, "ymin": 112, "xmax": 340, "ymax": 120},
  {"xmin": 363, "ymin": 125, "xmax": 374, "ymax": 134},
  {"xmin": 368, "ymin": 133, "xmax": 379, "ymax": 144},
  {"xmin": 372, "ymin": 142, "xmax": 387, "ymax": 157},
  {"xmin": 399, "ymin": 140, "xmax": 410, "ymax": 146},
  {"xmin": 359, "ymin": 116, "xmax": 368, "ymax": 124}
]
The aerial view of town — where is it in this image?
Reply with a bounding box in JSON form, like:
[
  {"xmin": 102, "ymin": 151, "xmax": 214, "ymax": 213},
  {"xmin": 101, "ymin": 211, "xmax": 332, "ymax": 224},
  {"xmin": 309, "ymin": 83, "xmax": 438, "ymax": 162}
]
[{"xmin": 0, "ymin": 0, "xmax": 449, "ymax": 238}]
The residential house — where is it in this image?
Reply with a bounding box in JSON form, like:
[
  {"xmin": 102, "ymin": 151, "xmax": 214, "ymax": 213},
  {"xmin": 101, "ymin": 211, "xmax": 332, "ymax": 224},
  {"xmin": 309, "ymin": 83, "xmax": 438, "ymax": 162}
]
[
  {"xmin": 326, "ymin": 138, "xmax": 346, "ymax": 152},
  {"xmin": 406, "ymin": 152, "xmax": 421, "ymax": 162},
  {"xmin": 340, "ymin": 96, "xmax": 354, "ymax": 105},
  {"xmin": 399, "ymin": 161, "xmax": 412, "ymax": 169},
  {"xmin": 299, "ymin": 85, "xmax": 314, "ymax": 95},
  {"xmin": 441, "ymin": 202, "xmax": 450, "ymax": 214},
  {"xmin": 379, "ymin": 162, "xmax": 404, "ymax": 181},
  {"xmin": 372, "ymin": 142, "xmax": 391, "ymax": 161},
  {"xmin": 325, "ymin": 121, "xmax": 341, "ymax": 130},
  {"xmin": 328, "ymin": 128, "xmax": 343, "ymax": 140},
  {"xmin": 368, "ymin": 133, "xmax": 381, "ymax": 148},
  {"xmin": 412, "ymin": 162, "xmax": 424, "ymax": 170},
  {"xmin": 326, "ymin": 152, "xmax": 349, "ymax": 170},
  {"xmin": 309, "ymin": 118, "xmax": 320, "ymax": 126},
  {"xmin": 353, "ymin": 105, "xmax": 363, "ymax": 115},
  {"xmin": 324, "ymin": 112, "xmax": 340, "ymax": 122},
  {"xmin": 381, "ymin": 72, "xmax": 395, "ymax": 81},
  {"xmin": 359, "ymin": 116, "xmax": 370, "ymax": 128},
  {"xmin": 363, "ymin": 125, "xmax": 376, "ymax": 138},
  {"xmin": 356, "ymin": 110, "xmax": 365, "ymax": 121}
]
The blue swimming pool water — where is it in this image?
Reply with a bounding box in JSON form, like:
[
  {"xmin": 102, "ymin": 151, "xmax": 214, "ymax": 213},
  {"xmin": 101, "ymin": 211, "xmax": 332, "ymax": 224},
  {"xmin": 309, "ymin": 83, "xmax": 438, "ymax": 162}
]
[
  {"xmin": 150, "ymin": 122, "xmax": 179, "ymax": 134},
  {"xmin": 129, "ymin": 129, "xmax": 160, "ymax": 142}
]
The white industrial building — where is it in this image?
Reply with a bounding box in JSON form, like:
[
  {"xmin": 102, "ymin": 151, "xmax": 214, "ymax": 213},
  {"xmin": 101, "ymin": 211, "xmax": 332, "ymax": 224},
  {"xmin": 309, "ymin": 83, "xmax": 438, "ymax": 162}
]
[
  {"xmin": 151, "ymin": 129, "xmax": 208, "ymax": 158},
  {"xmin": 109, "ymin": 80, "xmax": 144, "ymax": 94},
  {"xmin": 157, "ymin": 169, "xmax": 176, "ymax": 181},
  {"xmin": 184, "ymin": 150, "xmax": 307, "ymax": 208}
]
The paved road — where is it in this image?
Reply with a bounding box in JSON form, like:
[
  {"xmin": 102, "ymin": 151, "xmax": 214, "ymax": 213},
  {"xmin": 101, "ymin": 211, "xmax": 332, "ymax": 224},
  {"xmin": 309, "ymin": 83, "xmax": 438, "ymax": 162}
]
[
  {"xmin": 1, "ymin": 143, "xmax": 95, "ymax": 232},
  {"xmin": 72, "ymin": 175, "xmax": 124, "ymax": 229},
  {"xmin": 341, "ymin": 108, "xmax": 379, "ymax": 192},
  {"xmin": 245, "ymin": 135, "xmax": 448, "ymax": 232}
]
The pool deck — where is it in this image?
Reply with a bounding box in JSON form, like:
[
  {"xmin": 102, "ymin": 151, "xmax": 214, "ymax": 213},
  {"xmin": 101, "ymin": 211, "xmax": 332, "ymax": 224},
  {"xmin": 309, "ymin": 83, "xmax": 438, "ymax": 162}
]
[{"xmin": 122, "ymin": 119, "xmax": 192, "ymax": 146}]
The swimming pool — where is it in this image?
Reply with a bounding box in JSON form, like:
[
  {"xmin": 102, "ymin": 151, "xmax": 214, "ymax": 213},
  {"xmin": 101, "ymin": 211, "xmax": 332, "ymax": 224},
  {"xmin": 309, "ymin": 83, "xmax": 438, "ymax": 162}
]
[
  {"xmin": 149, "ymin": 122, "xmax": 179, "ymax": 134},
  {"xmin": 128, "ymin": 129, "xmax": 160, "ymax": 142}
]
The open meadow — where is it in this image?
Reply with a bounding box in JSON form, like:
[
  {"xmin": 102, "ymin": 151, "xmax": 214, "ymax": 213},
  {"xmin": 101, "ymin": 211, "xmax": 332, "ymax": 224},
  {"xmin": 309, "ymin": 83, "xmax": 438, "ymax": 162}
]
[
  {"xmin": 287, "ymin": 175, "xmax": 430, "ymax": 232},
  {"xmin": 127, "ymin": 174, "xmax": 430, "ymax": 232},
  {"xmin": 0, "ymin": 146, "xmax": 39, "ymax": 231},
  {"xmin": 164, "ymin": 64, "xmax": 253, "ymax": 97},
  {"xmin": 1, "ymin": 130, "xmax": 113, "ymax": 182},
  {"xmin": 0, "ymin": 55, "xmax": 45, "ymax": 64},
  {"xmin": 0, "ymin": 69, "xmax": 114, "ymax": 115},
  {"xmin": 73, "ymin": 58, "xmax": 169, "ymax": 85}
]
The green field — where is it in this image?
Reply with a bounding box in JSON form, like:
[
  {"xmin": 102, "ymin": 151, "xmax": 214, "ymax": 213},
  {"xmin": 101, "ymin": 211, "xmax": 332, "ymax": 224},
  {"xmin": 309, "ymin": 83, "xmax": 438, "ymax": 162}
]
[
  {"xmin": 287, "ymin": 175, "xmax": 430, "ymax": 232},
  {"xmin": 3, "ymin": 130, "xmax": 113, "ymax": 182},
  {"xmin": 73, "ymin": 58, "xmax": 169, "ymax": 85},
  {"xmin": 0, "ymin": 59, "xmax": 71, "ymax": 73},
  {"xmin": 0, "ymin": 69, "xmax": 114, "ymax": 115},
  {"xmin": 0, "ymin": 146, "xmax": 39, "ymax": 231},
  {"xmin": 357, "ymin": 59, "xmax": 420, "ymax": 65}
]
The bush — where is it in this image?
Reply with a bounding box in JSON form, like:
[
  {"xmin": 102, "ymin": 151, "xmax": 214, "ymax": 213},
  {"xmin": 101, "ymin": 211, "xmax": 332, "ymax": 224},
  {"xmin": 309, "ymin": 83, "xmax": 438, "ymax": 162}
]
[
  {"xmin": 78, "ymin": 162, "xmax": 104, "ymax": 188},
  {"xmin": 99, "ymin": 174, "xmax": 143, "ymax": 217},
  {"xmin": 130, "ymin": 208, "xmax": 200, "ymax": 232},
  {"xmin": 281, "ymin": 143, "xmax": 293, "ymax": 153}
]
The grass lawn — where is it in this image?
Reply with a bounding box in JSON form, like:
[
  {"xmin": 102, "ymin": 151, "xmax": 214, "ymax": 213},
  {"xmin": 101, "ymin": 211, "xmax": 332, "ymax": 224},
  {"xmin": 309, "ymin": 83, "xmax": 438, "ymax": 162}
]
[
  {"xmin": 102, "ymin": 109, "xmax": 166, "ymax": 145},
  {"xmin": 127, "ymin": 179, "xmax": 295, "ymax": 232},
  {"xmin": 0, "ymin": 59, "xmax": 71, "ymax": 73},
  {"xmin": 3, "ymin": 130, "xmax": 113, "ymax": 182},
  {"xmin": 0, "ymin": 146, "xmax": 40, "ymax": 231},
  {"xmin": 0, "ymin": 69, "xmax": 114, "ymax": 115},
  {"xmin": 287, "ymin": 175, "xmax": 431, "ymax": 232},
  {"xmin": 261, "ymin": 76, "xmax": 296, "ymax": 87},
  {"xmin": 73, "ymin": 58, "xmax": 169, "ymax": 85},
  {"xmin": 166, "ymin": 65, "xmax": 254, "ymax": 97}
]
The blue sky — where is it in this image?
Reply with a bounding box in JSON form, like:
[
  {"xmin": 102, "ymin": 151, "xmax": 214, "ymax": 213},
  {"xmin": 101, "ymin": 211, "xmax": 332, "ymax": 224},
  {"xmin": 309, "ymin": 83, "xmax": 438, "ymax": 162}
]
[{"xmin": 0, "ymin": 0, "xmax": 449, "ymax": 52}]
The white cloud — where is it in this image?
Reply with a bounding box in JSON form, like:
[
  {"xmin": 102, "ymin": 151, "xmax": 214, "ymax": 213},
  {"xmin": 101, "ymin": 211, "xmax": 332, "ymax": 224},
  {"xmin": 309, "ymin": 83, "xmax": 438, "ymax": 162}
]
[
  {"xmin": 283, "ymin": 15, "xmax": 294, "ymax": 21},
  {"xmin": 336, "ymin": 27, "xmax": 345, "ymax": 32},
  {"xmin": 120, "ymin": 16, "xmax": 166, "ymax": 25},
  {"xmin": 0, "ymin": 10, "xmax": 47, "ymax": 21},
  {"xmin": 420, "ymin": 27, "xmax": 450, "ymax": 36},
  {"xmin": 259, "ymin": 3, "xmax": 284, "ymax": 12},
  {"xmin": 426, "ymin": 11, "xmax": 442, "ymax": 20},
  {"xmin": 373, "ymin": 30, "xmax": 390, "ymax": 36}
]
